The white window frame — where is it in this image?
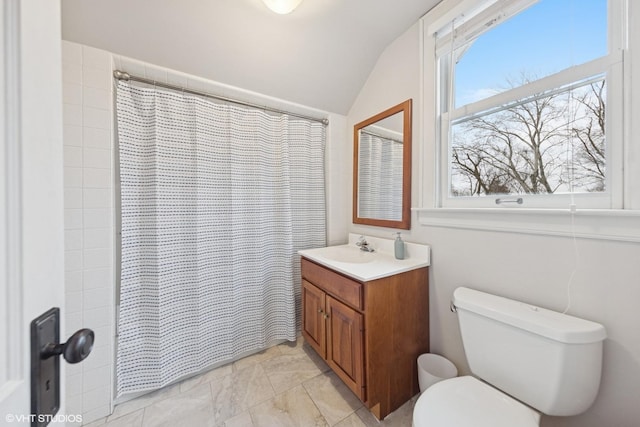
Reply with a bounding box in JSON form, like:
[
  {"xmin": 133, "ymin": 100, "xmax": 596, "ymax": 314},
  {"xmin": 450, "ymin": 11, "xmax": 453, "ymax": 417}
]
[
  {"xmin": 416, "ymin": 0, "xmax": 640, "ymax": 242},
  {"xmin": 436, "ymin": 0, "xmax": 625, "ymax": 210}
]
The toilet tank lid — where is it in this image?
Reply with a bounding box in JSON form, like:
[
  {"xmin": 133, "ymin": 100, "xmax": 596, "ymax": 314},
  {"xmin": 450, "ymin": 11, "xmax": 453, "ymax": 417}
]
[{"xmin": 453, "ymin": 287, "xmax": 607, "ymax": 344}]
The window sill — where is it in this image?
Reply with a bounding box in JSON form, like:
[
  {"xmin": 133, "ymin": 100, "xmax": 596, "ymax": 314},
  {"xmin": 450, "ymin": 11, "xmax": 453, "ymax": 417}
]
[{"xmin": 413, "ymin": 207, "xmax": 640, "ymax": 242}]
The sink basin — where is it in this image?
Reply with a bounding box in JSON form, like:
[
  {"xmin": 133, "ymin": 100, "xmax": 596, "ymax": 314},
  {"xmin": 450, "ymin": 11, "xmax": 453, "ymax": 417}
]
[
  {"xmin": 318, "ymin": 245, "xmax": 375, "ymax": 264},
  {"xmin": 299, "ymin": 236, "xmax": 430, "ymax": 282}
]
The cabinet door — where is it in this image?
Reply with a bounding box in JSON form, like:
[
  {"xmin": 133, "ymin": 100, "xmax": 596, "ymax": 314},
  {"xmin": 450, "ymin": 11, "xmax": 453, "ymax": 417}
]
[
  {"xmin": 302, "ymin": 279, "xmax": 326, "ymax": 357},
  {"xmin": 326, "ymin": 295, "xmax": 365, "ymax": 400}
]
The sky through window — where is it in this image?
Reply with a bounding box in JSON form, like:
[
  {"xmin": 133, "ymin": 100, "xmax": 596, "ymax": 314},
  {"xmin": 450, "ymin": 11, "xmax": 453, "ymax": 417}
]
[{"xmin": 454, "ymin": 0, "xmax": 608, "ymax": 107}]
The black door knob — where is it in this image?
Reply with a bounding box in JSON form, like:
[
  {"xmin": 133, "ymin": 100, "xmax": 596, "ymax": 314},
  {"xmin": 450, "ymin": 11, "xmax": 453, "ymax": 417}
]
[{"xmin": 41, "ymin": 328, "xmax": 94, "ymax": 364}]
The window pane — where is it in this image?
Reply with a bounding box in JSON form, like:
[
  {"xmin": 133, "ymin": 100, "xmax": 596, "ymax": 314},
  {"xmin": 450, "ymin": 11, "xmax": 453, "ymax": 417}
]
[
  {"xmin": 454, "ymin": 0, "xmax": 608, "ymax": 107},
  {"xmin": 450, "ymin": 79, "xmax": 606, "ymax": 197}
]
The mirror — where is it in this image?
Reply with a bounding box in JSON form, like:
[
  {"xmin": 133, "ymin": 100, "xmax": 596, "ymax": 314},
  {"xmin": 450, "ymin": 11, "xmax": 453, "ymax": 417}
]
[{"xmin": 353, "ymin": 99, "xmax": 412, "ymax": 229}]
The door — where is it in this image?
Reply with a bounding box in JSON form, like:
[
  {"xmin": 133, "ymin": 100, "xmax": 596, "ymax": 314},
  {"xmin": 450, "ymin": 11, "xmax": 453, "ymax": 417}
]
[
  {"xmin": 302, "ymin": 280, "xmax": 326, "ymax": 357},
  {"xmin": 1, "ymin": 0, "xmax": 66, "ymax": 423},
  {"xmin": 326, "ymin": 296, "xmax": 365, "ymax": 399}
]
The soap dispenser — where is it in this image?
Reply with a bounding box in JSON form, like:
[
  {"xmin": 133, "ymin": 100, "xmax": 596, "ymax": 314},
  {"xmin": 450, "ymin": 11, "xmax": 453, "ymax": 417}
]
[{"xmin": 394, "ymin": 232, "xmax": 405, "ymax": 260}]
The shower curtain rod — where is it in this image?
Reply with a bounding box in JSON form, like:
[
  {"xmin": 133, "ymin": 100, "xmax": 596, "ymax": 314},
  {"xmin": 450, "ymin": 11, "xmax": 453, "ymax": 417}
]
[
  {"xmin": 360, "ymin": 129, "xmax": 403, "ymax": 144},
  {"xmin": 113, "ymin": 70, "xmax": 329, "ymax": 126}
]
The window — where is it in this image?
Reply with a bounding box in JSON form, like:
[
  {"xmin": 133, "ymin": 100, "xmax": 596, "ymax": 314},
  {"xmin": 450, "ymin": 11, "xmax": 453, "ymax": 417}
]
[{"xmin": 436, "ymin": 0, "xmax": 624, "ymax": 208}]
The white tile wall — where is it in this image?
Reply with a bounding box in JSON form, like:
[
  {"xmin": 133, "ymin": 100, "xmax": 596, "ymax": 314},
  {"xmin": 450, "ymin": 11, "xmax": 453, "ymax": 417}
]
[
  {"xmin": 83, "ymin": 67, "xmax": 110, "ymax": 90},
  {"xmin": 83, "ymin": 209, "xmax": 112, "ymax": 229},
  {"xmin": 63, "ymin": 62, "xmax": 83, "ymax": 84},
  {"xmin": 84, "ymin": 106, "xmax": 111, "ymax": 129},
  {"xmin": 84, "ymin": 128, "xmax": 110, "ymax": 149},
  {"xmin": 64, "ymin": 125, "xmax": 84, "ymax": 147},
  {"xmin": 62, "ymin": 40, "xmax": 115, "ymax": 426},
  {"xmin": 65, "ymin": 251, "xmax": 83, "ymax": 272},
  {"xmin": 65, "ymin": 209, "xmax": 83, "ymax": 230},
  {"xmin": 64, "ymin": 188, "xmax": 83, "ymax": 209},
  {"xmin": 83, "ymin": 188, "xmax": 111, "ymax": 208},
  {"xmin": 65, "ymin": 168, "xmax": 83, "ymax": 188},
  {"xmin": 64, "ymin": 103, "xmax": 83, "ymax": 126},
  {"xmin": 64, "ymin": 146, "xmax": 83, "ymax": 167},
  {"xmin": 83, "ymin": 148, "xmax": 110, "ymax": 170},
  {"xmin": 65, "ymin": 270, "xmax": 83, "ymax": 292},
  {"xmin": 83, "ymin": 267, "xmax": 111, "ymax": 289},
  {"xmin": 65, "ymin": 230, "xmax": 82, "ymax": 252}
]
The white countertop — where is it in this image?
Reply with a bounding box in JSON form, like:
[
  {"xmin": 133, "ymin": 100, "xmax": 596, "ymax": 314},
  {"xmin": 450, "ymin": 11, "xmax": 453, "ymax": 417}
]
[{"xmin": 299, "ymin": 233, "xmax": 430, "ymax": 282}]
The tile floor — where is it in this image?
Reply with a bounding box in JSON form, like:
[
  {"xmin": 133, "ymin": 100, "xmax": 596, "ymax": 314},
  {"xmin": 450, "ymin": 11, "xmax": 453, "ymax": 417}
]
[{"xmin": 85, "ymin": 338, "xmax": 418, "ymax": 427}]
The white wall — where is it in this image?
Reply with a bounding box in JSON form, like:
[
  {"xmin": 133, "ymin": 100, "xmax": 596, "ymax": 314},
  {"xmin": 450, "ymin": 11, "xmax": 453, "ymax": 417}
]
[
  {"xmin": 347, "ymin": 23, "xmax": 422, "ymax": 241},
  {"xmin": 326, "ymin": 114, "xmax": 351, "ymax": 245},
  {"xmin": 347, "ymin": 15, "xmax": 640, "ymax": 427},
  {"xmin": 61, "ymin": 40, "xmax": 348, "ymax": 424}
]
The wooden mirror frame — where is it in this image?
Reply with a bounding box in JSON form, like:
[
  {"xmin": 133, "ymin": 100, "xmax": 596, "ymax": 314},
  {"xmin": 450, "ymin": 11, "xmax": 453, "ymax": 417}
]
[{"xmin": 353, "ymin": 99, "xmax": 412, "ymax": 229}]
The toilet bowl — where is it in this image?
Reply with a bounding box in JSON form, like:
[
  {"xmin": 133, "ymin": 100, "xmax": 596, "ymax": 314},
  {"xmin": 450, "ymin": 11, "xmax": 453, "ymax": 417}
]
[
  {"xmin": 413, "ymin": 287, "xmax": 606, "ymax": 427},
  {"xmin": 413, "ymin": 376, "xmax": 540, "ymax": 427}
]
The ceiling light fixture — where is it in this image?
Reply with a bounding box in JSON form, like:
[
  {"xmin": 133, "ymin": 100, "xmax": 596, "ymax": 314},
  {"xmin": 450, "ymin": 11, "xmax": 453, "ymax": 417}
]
[{"xmin": 261, "ymin": 0, "xmax": 303, "ymax": 14}]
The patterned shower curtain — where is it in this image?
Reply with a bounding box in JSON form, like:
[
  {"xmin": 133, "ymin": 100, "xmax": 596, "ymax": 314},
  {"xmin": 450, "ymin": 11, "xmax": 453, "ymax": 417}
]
[
  {"xmin": 115, "ymin": 80, "xmax": 326, "ymax": 396},
  {"xmin": 358, "ymin": 131, "xmax": 403, "ymax": 220}
]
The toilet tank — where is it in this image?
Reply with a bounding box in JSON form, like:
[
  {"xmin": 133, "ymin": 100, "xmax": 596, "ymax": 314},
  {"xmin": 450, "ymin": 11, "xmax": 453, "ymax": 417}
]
[{"xmin": 453, "ymin": 287, "xmax": 606, "ymax": 416}]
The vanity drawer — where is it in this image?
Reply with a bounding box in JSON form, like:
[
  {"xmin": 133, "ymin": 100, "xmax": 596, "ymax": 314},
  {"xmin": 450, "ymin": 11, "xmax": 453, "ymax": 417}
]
[{"xmin": 301, "ymin": 258, "xmax": 363, "ymax": 310}]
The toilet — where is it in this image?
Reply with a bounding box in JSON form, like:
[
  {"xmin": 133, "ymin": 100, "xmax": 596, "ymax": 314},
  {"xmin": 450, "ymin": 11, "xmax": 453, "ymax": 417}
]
[{"xmin": 413, "ymin": 287, "xmax": 607, "ymax": 427}]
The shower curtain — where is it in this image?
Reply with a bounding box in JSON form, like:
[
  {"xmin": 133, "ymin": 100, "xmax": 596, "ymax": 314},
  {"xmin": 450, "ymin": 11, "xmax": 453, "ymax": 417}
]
[
  {"xmin": 358, "ymin": 131, "xmax": 403, "ymax": 220},
  {"xmin": 115, "ymin": 80, "xmax": 326, "ymax": 396}
]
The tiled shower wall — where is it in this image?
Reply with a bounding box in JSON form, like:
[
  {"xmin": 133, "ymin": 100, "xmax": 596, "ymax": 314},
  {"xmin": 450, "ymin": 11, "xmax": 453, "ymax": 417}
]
[{"xmin": 62, "ymin": 41, "xmax": 115, "ymax": 424}]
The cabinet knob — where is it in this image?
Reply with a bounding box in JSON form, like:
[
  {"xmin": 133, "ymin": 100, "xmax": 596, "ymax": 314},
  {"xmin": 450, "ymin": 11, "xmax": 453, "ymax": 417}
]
[
  {"xmin": 318, "ymin": 309, "xmax": 324, "ymax": 314},
  {"xmin": 323, "ymin": 314, "xmax": 330, "ymax": 319}
]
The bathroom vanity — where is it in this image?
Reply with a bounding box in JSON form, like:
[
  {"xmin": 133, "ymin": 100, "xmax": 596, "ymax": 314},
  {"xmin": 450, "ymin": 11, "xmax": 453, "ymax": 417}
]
[{"xmin": 299, "ymin": 234, "xmax": 430, "ymax": 420}]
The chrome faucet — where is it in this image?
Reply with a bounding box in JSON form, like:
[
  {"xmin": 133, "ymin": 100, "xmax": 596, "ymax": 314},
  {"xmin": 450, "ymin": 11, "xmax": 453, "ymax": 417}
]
[{"xmin": 356, "ymin": 235, "xmax": 375, "ymax": 252}]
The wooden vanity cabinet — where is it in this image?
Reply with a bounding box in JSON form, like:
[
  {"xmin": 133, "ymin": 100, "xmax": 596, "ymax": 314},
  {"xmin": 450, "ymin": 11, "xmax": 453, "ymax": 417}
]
[
  {"xmin": 303, "ymin": 278, "xmax": 365, "ymax": 398},
  {"xmin": 301, "ymin": 257, "xmax": 429, "ymax": 420}
]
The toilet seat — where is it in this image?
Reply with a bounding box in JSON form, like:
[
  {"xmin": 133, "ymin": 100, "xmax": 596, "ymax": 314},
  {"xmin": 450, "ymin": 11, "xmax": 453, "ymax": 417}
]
[{"xmin": 413, "ymin": 376, "xmax": 541, "ymax": 427}]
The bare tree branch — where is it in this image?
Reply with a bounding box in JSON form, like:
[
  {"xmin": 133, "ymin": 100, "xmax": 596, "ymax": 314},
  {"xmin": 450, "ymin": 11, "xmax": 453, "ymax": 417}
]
[{"xmin": 451, "ymin": 78, "xmax": 606, "ymax": 196}]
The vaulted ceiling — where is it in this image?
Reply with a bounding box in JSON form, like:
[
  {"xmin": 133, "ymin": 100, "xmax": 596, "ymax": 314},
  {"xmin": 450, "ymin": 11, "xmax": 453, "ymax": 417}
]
[{"xmin": 61, "ymin": 0, "xmax": 442, "ymax": 114}]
